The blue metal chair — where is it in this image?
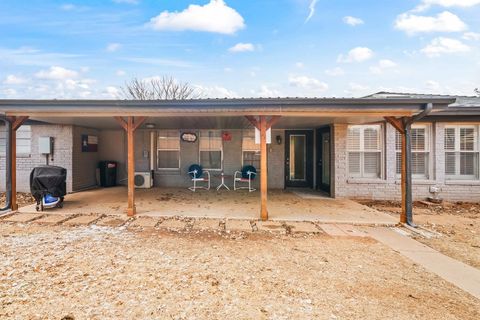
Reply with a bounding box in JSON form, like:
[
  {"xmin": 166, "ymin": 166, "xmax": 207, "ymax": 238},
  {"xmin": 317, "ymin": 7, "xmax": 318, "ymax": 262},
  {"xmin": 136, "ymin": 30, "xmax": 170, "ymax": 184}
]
[
  {"xmin": 234, "ymin": 165, "xmax": 257, "ymax": 192},
  {"xmin": 188, "ymin": 164, "xmax": 210, "ymax": 191}
]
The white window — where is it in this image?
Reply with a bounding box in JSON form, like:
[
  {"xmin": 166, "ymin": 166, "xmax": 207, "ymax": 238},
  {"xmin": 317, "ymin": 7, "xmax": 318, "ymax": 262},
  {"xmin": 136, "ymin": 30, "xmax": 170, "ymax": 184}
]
[
  {"xmin": 199, "ymin": 130, "xmax": 222, "ymax": 170},
  {"xmin": 444, "ymin": 125, "xmax": 479, "ymax": 180},
  {"xmin": 242, "ymin": 130, "xmax": 260, "ymax": 169},
  {"xmin": 347, "ymin": 125, "xmax": 383, "ymax": 178},
  {"xmin": 0, "ymin": 125, "xmax": 31, "ymax": 156},
  {"xmin": 157, "ymin": 130, "xmax": 180, "ymax": 170},
  {"xmin": 395, "ymin": 125, "xmax": 430, "ymax": 179}
]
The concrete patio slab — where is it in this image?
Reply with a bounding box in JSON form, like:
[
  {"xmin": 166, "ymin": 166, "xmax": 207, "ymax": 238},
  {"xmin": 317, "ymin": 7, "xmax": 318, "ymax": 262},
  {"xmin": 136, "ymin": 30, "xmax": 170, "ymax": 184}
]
[
  {"xmin": 336, "ymin": 224, "xmax": 368, "ymax": 237},
  {"xmin": 96, "ymin": 216, "xmax": 130, "ymax": 227},
  {"xmin": 159, "ymin": 219, "xmax": 187, "ymax": 231},
  {"xmin": 225, "ymin": 219, "xmax": 252, "ymax": 232},
  {"xmin": 34, "ymin": 215, "xmax": 72, "ymax": 225},
  {"xmin": 256, "ymin": 221, "xmax": 286, "ymax": 233},
  {"xmin": 3, "ymin": 213, "xmax": 43, "ymax": 223},
  {"xmin": 192, "ymin": 219, "xmax": 222, "ymax": 230},
  {"xmin": 64, "ymin": 214, "xmax": 102, "ymax": 226},
  {"xmin": 285, "ymin": 221, "xmax": 321, "ymax": 233},
  {"xmin": 18, "ymin": 187, "xmax": 397, "ymax": 225},
  {"xmin": 318, "ymin": 224, "xmax": 349, "ymax": 237},
  {"xmin": 363, "ymin": 227, "xmax": 480, "ymax": 299},
  {"xmin": 129, "ymin": 217, "xmax": 159, "ymax": 228}
]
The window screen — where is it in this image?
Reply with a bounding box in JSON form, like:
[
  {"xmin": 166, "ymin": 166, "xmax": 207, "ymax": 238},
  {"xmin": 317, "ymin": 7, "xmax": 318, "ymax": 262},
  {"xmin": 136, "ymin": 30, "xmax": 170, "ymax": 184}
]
[
  {"xmin": 444, "ymin": 126, "xmax": 479, "ymax": 180},
  {"xmin": 0, "ymin": 125, "xmax": 32, "ymax": 156},
  {"xmin": 395, "ymin": 125, "xmax": 430, "ymax": 179},
  {"xmin": 199, "ymin": 130, "xmax": 222, "ymax": 170},
  {"xmin": 157, "ymin": 130, "xmax": 180, "ymax": 169},
  {"xmin": 347, "ymin": 125, "xmax": 382, "ymax": 178}
]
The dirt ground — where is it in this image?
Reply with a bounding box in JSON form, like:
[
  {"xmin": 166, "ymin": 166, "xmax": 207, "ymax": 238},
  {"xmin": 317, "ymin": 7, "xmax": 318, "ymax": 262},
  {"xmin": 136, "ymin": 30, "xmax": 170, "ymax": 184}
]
[
  {"xmin": 360, "ymin": 200, "xmax": 480, "ymax": 269},
  {"xmin": 0, "ymin": 223, "xmax": 478, "ymax": 319},
  {"xmin": 0, "ymin": 192, "xmax": 35, "ymax": 209}
]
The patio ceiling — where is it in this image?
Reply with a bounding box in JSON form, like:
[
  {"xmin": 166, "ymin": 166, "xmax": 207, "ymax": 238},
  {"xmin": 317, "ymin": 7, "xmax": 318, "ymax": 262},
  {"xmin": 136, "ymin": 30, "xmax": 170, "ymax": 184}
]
[{"xmin": 26, "ymin": 115, "xmax": 396, "ymax": 130}]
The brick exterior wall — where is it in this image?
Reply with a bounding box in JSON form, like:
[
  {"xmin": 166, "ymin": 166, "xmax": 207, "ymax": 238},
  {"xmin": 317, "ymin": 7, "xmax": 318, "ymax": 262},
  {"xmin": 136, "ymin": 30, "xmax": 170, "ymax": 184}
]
[
  {"xmin": 0, "ymin": 124, "xmax": 74, "ymax": 193},
  {"xmin": 333, "ymin": 122, "xmax": 480, "ymax": 202}
]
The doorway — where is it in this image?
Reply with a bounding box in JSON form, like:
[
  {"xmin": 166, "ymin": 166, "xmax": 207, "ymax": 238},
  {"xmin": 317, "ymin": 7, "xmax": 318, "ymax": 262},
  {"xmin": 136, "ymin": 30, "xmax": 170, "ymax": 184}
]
[
  {"xmin": 316, "ymin": 126, "xmax": 331, "ymax": 194},
  {"xmin": 285, "ymin": 130, "xmax": 313, "ymax": 188}
]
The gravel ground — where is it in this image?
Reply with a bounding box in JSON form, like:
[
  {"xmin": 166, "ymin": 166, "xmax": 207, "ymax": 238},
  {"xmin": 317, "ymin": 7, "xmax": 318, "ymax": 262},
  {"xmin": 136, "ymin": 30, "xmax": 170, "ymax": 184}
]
[
  {"xmin": 360, "ymin": 200, "xmax": 480, "ymax": 269},
  {"xmin": 0, "ymin": 223, "xmax": 478, "ymax": 319}
]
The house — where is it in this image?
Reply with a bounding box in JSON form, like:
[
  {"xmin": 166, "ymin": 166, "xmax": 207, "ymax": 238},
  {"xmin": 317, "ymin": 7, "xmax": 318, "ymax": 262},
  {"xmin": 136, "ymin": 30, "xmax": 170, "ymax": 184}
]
[{"xmin": 1, "ymin": 92, "xmax": 479, "ymax": 223}]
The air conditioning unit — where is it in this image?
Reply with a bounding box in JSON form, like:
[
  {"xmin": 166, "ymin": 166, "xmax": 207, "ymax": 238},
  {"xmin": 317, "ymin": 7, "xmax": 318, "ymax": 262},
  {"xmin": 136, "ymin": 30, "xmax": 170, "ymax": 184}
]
[{"xmin": 134, "ymin": 172, "xmax": 153, "ymax": 188}]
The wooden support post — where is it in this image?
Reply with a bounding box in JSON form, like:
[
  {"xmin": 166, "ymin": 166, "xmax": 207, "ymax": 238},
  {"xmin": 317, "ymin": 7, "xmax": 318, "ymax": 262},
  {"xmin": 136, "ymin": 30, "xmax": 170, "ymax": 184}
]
[
  {"xmin": 127, "ymin": 117, "xmax": 135, "ymax": 216},
  {"xmin": 6, "ymin": 116, "xmax": 29, "ymax": 211},
  {"xmin": 260, "ymin": 116, "xmax": 268, "ymax": 221},
  {"xmin": 385, "ymin": 116, "xmax": 413, "ymax": 225},
  {"xmin": 114, "ymin": 116, "xmax": 146, "ymax": 216}
]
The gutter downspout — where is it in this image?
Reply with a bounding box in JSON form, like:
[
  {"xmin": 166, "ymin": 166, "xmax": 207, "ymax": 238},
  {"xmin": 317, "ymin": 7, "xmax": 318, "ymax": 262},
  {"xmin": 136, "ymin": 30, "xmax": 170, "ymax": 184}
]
[
  {"xmin": 403, "ymin": 103, "xmax": 433, "ymax": 227},
  {"xmin": 0, "ymin": 117, "xmax": 12, "ymax": 212}
]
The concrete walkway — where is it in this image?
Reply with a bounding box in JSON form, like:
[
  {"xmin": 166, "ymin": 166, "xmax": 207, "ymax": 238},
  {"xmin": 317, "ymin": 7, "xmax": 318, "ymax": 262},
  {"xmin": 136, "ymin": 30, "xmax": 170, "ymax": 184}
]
[{"xmin": 363, "ymin": 227, "xmax": 480, "ymax": 300}]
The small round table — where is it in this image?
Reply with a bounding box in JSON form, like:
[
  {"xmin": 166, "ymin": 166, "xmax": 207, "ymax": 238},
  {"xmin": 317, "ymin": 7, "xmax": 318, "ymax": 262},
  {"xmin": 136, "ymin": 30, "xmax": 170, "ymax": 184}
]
[{"xmin": 216, "ymin": 172, "xmax": 231, "ymax": 190}]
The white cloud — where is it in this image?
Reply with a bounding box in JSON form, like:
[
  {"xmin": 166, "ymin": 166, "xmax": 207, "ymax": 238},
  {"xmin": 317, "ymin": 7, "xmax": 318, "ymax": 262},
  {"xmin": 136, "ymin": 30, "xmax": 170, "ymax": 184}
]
[
  {"xmin": 228, "ymin": 43, "xmax": 255, "ymax": 53},
  {"xmin": 325, "ymin": 67, "xmax": 345, "ymax": 76},
  {"xmin": 149, "ymin": 0, "xmax": 245, "ymax": 35},
  {"xmin": 194, "ymin": 85, "xmax": 238, "ymax": 98},
  {"xmin": 116, "ymin": 69, "xmax": 126, "ymax": 76},
  {"xmin": 35, "ymin": 66, "xmax": 78, "ymax": 80},
  {"xmin": 295, "ymin": 62, "xmax": 304, "ymax": 68},
  {"xmin": 305, "ymin": 0, "xmax": 319, "ymax": 23},
  {"xmin": 344, "ymin": 82, "xmax": 371, "ymax": 96},
  {"xmin": 463, "ymin": 32, "xmax": 480, "ymax": 41},
  {"xmin": 337, "ymin": 47, "xmax": 374, "ymax": 63},
  {"xmin": 395, "ymin": 11, "xmax": 467, "ymax": 35},
  {"xmin": 1, "ymin": 88, "xmax": 17, "ymax": 98},
  {"xmin": 104, "ymin": 86, "xmax": 121, "ymax": 98},
  {"xmin": 416, "ymin": 0, "xmax": 480, "ymax": 11},
  {"xmin": 255, "ymin": 85, "xmax": 282, "ymax": 97},
  {"xmin": 223, "ymin": 67, "xmax": 233, "ymax": 72},
  {"xmin": 106, "ymin": 43, "xmax": 121, "ymax": 52},
  {"xmin": 421, "ymin": 37, "xmax": 470, "ymax": 57},
  {"xmin": 3, "ymin": 75, "xmax": 28, "ymax": 85},
  {"xmin": 369, "ymin": 59, "xmax": 397, "ymax": 74},
  {"xmin": 343, "ymin": 16, "xmax": 364, "ymax": 26},
  {"xmin": 60, "ymin": 4, "xmax": 76, "ymax": 11},
  {"xmin": 289, "ymin": 75, "xmax": 329, "ymax": 92}
]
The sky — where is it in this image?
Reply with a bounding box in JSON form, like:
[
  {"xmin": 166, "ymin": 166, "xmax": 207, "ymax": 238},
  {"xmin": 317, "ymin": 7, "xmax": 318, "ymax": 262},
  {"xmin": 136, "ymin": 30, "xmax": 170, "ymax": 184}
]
[{"xmin": 0, "ymin": 0, "xmax": 479, "ymax": 99}]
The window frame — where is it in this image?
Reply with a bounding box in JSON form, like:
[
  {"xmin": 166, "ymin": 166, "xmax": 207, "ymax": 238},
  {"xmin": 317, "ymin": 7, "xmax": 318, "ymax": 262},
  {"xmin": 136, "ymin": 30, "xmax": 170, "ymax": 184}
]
[
  {"xmin": 198, "ymin": 130, "xmax": 223, "ymax": 171},
  {"xmin": 444, "ymin": 124, "xmax": 479, "ymax": 180},
  {"xmin": 156, "ymin": 129, "xmax": 180, "ymax": 170},
  {"xmin": 395, "ymin": 124, "xmax": 432, "ymax": 180},
  {"xmin": 241, "ymin": 129, "xmax": 261, "ymax": 170},
  {"xmin": 0, "ymin": 125, "xmax": 32, "ymax": 157},
  {"xmin": 347, "ymin": 124, "xmax": 384, "ymax": 179}
]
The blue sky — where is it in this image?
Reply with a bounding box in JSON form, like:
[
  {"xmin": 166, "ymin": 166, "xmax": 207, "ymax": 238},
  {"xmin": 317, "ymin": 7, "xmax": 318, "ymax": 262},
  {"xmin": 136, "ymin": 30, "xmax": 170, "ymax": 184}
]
[{"xmin": 0, "ymin": 0, "xmax": 479, "ymax": 99}]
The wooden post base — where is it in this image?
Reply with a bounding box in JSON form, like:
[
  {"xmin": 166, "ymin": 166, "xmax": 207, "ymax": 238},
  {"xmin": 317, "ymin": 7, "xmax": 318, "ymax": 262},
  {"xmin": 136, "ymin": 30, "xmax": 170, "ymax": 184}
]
[{"xmin": 126, "ymin": 207, "xmax": 136, "ymax": 216}]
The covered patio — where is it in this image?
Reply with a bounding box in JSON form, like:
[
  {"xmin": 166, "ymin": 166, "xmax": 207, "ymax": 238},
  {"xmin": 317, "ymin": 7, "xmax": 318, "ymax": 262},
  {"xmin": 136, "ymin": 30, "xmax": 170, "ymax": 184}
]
[
  {"xmin": 1, "ymin": 97, "xmax": 455, "ymax": 224},
  {"xmin": 18, "ymin": 186, "xmax": 397, "ymax": 225}
]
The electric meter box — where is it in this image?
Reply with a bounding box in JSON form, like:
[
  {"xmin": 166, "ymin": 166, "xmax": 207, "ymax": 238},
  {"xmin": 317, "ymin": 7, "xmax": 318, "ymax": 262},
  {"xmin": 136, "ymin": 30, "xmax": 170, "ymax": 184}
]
[{"xmin": 39, "ymin": 137, "xmax": 54, "ymax": 154}]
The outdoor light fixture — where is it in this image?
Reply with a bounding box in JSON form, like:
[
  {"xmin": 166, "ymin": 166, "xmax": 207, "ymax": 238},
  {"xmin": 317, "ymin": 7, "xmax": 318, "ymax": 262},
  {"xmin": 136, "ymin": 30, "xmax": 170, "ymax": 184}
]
[
  {"xmin": 145, "ymin": 123, "xmax": 156, "ymax": 129},
  {"xmin": 276, "ymin": 135, "xmax": 282, "ymax": 145}
]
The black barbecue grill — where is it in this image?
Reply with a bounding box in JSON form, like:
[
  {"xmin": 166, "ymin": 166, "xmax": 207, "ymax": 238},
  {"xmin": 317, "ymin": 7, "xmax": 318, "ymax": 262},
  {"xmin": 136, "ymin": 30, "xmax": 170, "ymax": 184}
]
[{"xmin": 30, "ymin": 166, "xmax": 67, "ymax": 211}]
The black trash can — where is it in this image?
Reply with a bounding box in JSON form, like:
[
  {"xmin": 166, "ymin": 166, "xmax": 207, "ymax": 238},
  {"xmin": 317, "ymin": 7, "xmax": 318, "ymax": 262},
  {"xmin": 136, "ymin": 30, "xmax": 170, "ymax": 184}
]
[{"xmin": 98, "ymin": 161, "xmax": 117, "ymax": 187}]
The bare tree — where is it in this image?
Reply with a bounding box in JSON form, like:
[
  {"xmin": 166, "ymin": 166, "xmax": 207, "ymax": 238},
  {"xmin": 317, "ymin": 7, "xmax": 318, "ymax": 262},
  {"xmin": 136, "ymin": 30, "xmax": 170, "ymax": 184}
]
[
  {"xmin": 475, "ymin": 88, "xmax": 480, "ymax": 96},
  {"xmin": 120, "ymin": 76, "xmax": 202, "ymax": 100}
]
